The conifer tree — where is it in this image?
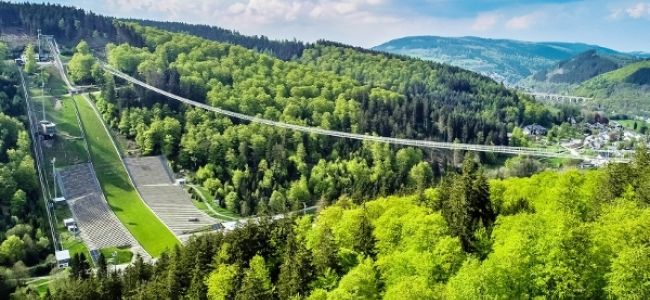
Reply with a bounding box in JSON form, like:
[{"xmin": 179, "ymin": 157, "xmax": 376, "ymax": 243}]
[{"xmin": 236, "ymin": 255, "xmax": 273, "ymax": 300}]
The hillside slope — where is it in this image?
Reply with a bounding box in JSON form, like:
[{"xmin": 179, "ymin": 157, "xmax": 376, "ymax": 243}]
[
  {"xmin": 372, "ymin": 36, "xmax": 629, "ymax": 84},
  {"xmin": 91, "ymin": 22, "xmax": 570, "ymax": 218},
  {"xmin": 49, "ymin": 154, "xmax": 650, "ymax": 299},
  {"xmin": 532, "ymin": 50, "xmax": 623, "ymax": 84},
  {"xmin": 133, "ymin": 19, "xmax": 305, "ymax": 60},
  {"xmin": 574, "ymin": 60, "xmax": 650, "ymax": 113},
  {"xmin": 0, "ymin": 2, "xmax": 305, "ymax": 61},
  {"xmin": 1, "ymin": 1, "xmax": 572, "ymax": 220}
]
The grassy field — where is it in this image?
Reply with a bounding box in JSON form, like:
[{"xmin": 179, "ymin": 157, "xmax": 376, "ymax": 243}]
[
  {"xmin": 574, "ymin": 60, "xmax": 650, "ymax": 114},
  {"xmin": 39, "ymin": 73, "xmax": 88, "ymax": 197},
  {"xmin": 61, "ymin": 234, "xmax": 92, "ymax": 261},
  {"xmin": 26, "ymin": 278, "xmax": 51, "ymax": 297},
  {"xmin": 100, "ymin": 246, "xmax": 133, "ymax": 265},
  {"xmin": 40, "ymin": 95, "xmax": 89, "ymax": 166},
  {"xmin": 189, "ymin": 185, "xmax": 240, "ymax": 221},
  {"xmin": 26, "ymin": 74, "xmax": 89, "ymax": 196},
  {"xmin": 189, "ymin": 196, "xmax": 219, "ymax": 220},
  {"xmin": 25, "ymin": 272, "xmax": 68, "ymax": 297},
  {"xmin": 618, "ymin": 119, "xmax": 649, "ymax": 133},
  {"xmin": 73, "ymin": 94, "xmax": 179, "ymax": 256}
]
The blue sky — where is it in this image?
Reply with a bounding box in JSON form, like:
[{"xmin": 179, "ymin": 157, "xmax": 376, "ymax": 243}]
[{"xmin": 15, "ymin": 0, "xmax": 650, "ymax": 51}]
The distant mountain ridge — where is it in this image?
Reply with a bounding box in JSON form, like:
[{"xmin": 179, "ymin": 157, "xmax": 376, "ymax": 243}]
[{"xmin": 372, "ymin": 35, "xmax": 635, "ymax": 84}]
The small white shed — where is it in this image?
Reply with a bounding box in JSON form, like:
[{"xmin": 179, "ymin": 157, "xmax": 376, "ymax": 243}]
[{"xmin": 55, "ymin": 250, "xmax": 71, "ymax": 268}]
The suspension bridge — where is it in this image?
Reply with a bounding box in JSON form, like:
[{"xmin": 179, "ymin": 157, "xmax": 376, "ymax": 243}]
[
  {"xmin": 100, "ymin": 64, "xmax": 630, "ymax": 162},
  {"xmin": 41, "ymin": 34, "xmax": 626, "ymax": 163}
]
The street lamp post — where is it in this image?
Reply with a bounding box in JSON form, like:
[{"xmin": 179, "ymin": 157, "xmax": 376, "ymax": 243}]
[
  {"xmin": 112, "ymin": 251, "xmax": 118, "ymax": 273},
  {"xmin": 50, "ymin": 157, "xmax": 61, "ymax": 249},
  {"xmin": 41, "ymin": 70, "xmax": 46, "ymax": 121},
  {"xmin": 51, "ymin": 157, "xmax": 56, "ymax": 199}
]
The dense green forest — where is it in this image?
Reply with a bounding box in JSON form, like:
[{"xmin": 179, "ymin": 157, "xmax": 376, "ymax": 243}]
[
  {"xmin": 299, "ymin": 41, "xmax": 573, "ymax": 140},
  {"xmin": 0, "ymin": 42, "xmax": 52, "ymax": 298},
  {"xmin": 83, "ymin": 22, "xmax": 581, "ymax": 217},
  {"xmin": 134, "ymin": 20, "xmax": 305, "ymax": 61},
  {"xmin": 0, "ymin": 2, "xmax": 117, "ymax": 44},
  {"xmin": 3, "ymin": 2, "xmax": 648, "ymax": 299},
  {"xmin": 0, "ymin": 1, "xmax": 307, "ymax": 59},
  {"xmin": 33, "ymin": 151, "xmax": 650, "ymax": 299}
]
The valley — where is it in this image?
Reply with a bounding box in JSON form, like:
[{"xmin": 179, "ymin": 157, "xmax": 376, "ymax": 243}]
[
  {"xmin": 0, "ymin": 1, "xmax": 648, "ymax": 299},
  {"xmin": 374, "ymin": 35, "xmax": 650, "ymax": 117}
]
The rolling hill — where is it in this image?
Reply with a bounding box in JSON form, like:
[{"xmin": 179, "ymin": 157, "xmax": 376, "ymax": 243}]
[
  {"xmin": 532, "ymin": 50, "xmax": 623, "ymax": 84},
  {"xmin": 574, "ymin": 60, "xmax": 650, "ymax": 113},
  {"xmin": 3, "ymin": 1, "xmax": 650, "ymax": 299},
  {"xmin": 372, "ymin": 35, "xmax": 632, "ymax": 84},
  {"xmin": 132, "ymin": 19, "xmax": 305, "ymax": 60}
]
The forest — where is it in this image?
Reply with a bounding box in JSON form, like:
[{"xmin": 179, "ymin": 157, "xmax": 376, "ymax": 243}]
[
  {"xmin": 2, "ymin": 2, "xmax": 648, "ymax": 299},
  {"xmin": 0, "ymin": 2, "xmax": 117, "ymax": 44},
  {"xmin": 134, "ymin": 20, "xmax": 306, "ymax": 61},
  {"xmin": 0, "ymin": 1, "xmax": 304, "ymax": 58},
  {"xmin": 70, "ymin": 22, "xmax": 582, "ymax": 218},
  {"xmin": 33, "ymin": 151, "xmax": 650, "ymax": 299}
]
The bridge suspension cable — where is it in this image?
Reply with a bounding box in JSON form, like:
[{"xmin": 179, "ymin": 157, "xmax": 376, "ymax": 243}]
[
  {"xmin": 47, "ymin": 38, "xmax": 75, "ymax": 91},
  {"xmin": 101, "ymin": 63, "xmax": 602, "ymax": 160}
]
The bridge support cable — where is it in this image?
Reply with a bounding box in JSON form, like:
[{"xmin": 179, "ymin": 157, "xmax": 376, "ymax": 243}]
[
  {"xmin": 46, "ymin": 39, "xmax": 74, "ymax": 91},
  {"xmin": 102, "ymin": 63, "xmax": 615, "ymax": 161}
]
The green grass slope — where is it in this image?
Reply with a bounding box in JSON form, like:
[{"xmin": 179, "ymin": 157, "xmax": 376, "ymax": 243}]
[
  {"xmin": 575, "ymin": 60, "xmax": 650, "ymax": 113},
  {"xmin": 582, "ymin": 60, "xmax": 650, "ymax": 83},
  {"xmin": 73, "ymin": 94, "xmax": 179, "ymax": 256}
]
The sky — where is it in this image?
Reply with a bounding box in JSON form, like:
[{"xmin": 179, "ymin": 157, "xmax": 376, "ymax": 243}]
[{"xmin": 13, "ymin": 0, "xmax": 650, "ymax": 52}]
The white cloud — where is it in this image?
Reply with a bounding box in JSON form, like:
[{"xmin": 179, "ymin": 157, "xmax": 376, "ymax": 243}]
[
  {"xmin": 107, "ymin": 0, "xmax": 388, "ymax": 25},
  {"xmin": 309, "ymin": 5, "xmax": 325, "ymax": 19},
  {"xmin": 335, "ymin": 2, "xmax": 358, "ymax": 14},
  {"xmin": 104, "ymin": 0, "xmax": 151, "ymax": 11},
  {"xmin": 608, "ymin": 8, "xmax": 624, "ymax": 19},
  {"xmin": 609, "ymin": 2, "xmax": 650, "ymax": 19},
  {"xmin": 227, "ymin": 3, "xmax": 246, "ymax": 15},
  {"xmin": 94, "ymin": 0, "xmax": 648, "ymax": 50},
  {"xmin": 471, "ymin": 13, "xmax": 500, "ymax": 31},
  {"xmin": 505, "ymin": 12, "xmax": 544, "ymax": 30},
  {"xmin": 626, "ymin": 2, "xmax": 650, "ymax": 18},
  {"xmin": 97, "ymin": 0, "xmax": 406, "ymax": 46}
]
